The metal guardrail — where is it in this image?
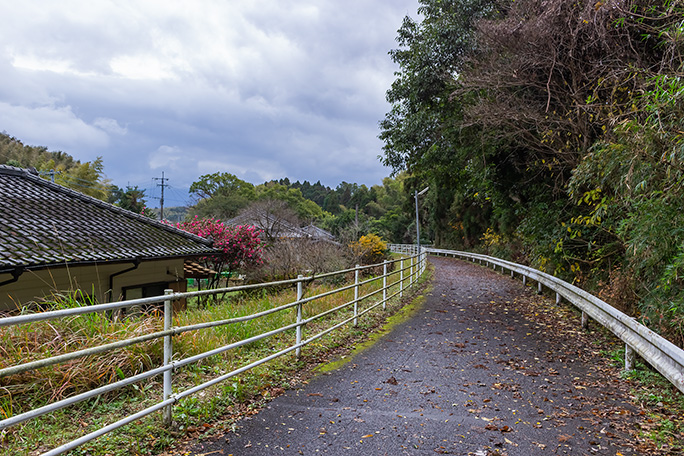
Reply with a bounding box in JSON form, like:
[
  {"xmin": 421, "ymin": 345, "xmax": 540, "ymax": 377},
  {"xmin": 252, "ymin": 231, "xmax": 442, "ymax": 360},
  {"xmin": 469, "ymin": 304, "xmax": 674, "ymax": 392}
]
[
  {"xmin": 402, "ymin": 246, "xmax": 684, "ymax": 396},
  {"xmin": 0, "ymin": 252, "xmax": 427, "ymax": 455}
]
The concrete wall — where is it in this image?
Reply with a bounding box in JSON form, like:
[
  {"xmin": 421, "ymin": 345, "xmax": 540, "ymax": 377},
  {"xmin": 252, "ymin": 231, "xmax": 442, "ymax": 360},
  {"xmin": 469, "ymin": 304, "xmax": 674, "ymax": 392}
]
[{"xmin": 0, "ymin": 259, "xmax": 186, "ymax": 312}]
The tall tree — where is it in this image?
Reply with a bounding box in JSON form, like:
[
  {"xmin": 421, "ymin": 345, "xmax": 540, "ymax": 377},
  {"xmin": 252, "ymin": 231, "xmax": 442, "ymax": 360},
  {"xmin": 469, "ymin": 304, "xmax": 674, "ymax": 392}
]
[
  {"xmin": 188, "ymin": 172, "xmax": 256, "ymax": 219},
  {"xmin": 380, "ymin": 0, "xmax": 500, "ymax": 247},
  {"xmin": 110, "ymin": 185, "xmax": 153, "ymax": 216}
]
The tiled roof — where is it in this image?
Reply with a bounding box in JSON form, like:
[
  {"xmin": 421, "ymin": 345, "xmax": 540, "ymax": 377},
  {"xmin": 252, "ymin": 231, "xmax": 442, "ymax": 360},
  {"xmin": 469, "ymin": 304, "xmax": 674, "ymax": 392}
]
[
  {"xmin": 300, "ymin": 224, "xmax": 335, "ymax": 241},
  {"xmin": 226, "ymin": 211, "xmax": 308, "ymax": 238},
  {"xmin": 0, "ymin": 165, "xmax": 216, "ymax": 273},
  {"xmin": 184, "ymin": 260, "xmax": 216, "ymax": 278}
]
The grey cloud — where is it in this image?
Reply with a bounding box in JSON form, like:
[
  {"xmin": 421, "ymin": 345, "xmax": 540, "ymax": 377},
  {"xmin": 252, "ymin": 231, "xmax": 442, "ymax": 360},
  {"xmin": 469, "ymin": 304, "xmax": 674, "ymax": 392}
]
[{"xmin": 0, "ymin": 0, "xmax": 419, "ymax": 193}]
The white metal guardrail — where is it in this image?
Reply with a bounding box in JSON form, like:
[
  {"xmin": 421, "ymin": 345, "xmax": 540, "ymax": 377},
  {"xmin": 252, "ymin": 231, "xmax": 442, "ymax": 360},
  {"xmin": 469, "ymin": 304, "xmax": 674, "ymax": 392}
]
[
  {"xmin": 395, "ymin": 245, "xmax": 684, "ymax": 396},
  {"xmin": 0, "ymin": 252, "xmax": 426, "ymax": 455}
]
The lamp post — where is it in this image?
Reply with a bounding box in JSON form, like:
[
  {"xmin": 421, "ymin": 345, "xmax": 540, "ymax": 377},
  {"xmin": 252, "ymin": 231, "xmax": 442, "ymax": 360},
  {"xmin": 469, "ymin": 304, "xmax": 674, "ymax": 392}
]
[{"xmin": 415, "ymin": 186, "xmax": 429, "ymax": 254}]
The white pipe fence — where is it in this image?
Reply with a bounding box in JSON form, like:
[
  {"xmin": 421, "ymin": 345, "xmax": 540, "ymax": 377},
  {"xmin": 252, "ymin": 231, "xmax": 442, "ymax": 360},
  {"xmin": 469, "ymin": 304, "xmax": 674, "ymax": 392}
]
[
  {"xmin": 0, "ymin": 252, "xmax": 426, "ymax": 455},
  {"xmin": 397, "ymin": 245, "xmax": 684, "ymax": 396}
]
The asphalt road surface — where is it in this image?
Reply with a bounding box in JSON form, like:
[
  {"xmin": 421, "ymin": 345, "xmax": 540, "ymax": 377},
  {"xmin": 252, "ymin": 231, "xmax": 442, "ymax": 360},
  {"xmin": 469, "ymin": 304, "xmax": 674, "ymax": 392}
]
[{"xmin": 183, "ymin": 256, "xmax": 647, "ymax": 455}]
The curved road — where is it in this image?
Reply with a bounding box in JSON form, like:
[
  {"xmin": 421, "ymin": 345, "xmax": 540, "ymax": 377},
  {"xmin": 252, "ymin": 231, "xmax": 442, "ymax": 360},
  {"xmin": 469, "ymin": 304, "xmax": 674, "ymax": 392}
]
[{"xmin": 184, "ymin": 256, "xmax": 645, "ymax": 455}]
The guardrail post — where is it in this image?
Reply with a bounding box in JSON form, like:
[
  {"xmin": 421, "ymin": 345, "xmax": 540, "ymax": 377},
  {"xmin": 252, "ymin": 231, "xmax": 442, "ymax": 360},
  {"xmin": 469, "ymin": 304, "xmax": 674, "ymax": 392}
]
[
  {"xmin": 556, "ymin": 292, "xmax": 561, "ymax": 305},
  {"xmin": 537, "ymin": 282, "xmax": 542, "ymax": 294},
  {"xmin": 400, "ymin": 259, "xmax": 404, "ymax": 298},
  {"xmin": 383, "ymin": 260, "xmax": 387, "ymax": 310},
  {"xmin": 581, "ymin": 311, "xmax": 589, "ymax": 329},
  {"xmin": 354, "ymin": 265, "xmax": 359, "ymax": 326},
  {"xmin": 625, "ymin": 344, "xmax": 635, "ymax": 371},
  {"xmin": 296, "ymin": 275, "xmax": 303, "ymax": 358},
  {"xmin": 163, "ymin": 289, "xmax": 174, "ymax": 427},
  {"xmin": 510, "ymin": 270, "xmax": 514, "ymax": 278},
  {"xmin": 522, "ymin": 275, "xmax": 527, "ymax": 286}
]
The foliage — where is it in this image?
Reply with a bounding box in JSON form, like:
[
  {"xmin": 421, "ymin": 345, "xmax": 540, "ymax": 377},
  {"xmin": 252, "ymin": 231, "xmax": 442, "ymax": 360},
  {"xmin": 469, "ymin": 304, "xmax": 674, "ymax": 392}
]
[
  {"xmin": 188, "ymin": 172, "xmax": 256, "ymax": 219},
  {"xmin": 568, "ymin": 73, "xmax": 684, "ymax": 344},
  {"xmin": 174, "ymin": 217, "xmax": 264, "ymax": 288},
  {"xmin": 349, "ymin": 234, "xmax": 389, "ymax": 266},
  {"xmin": 109, "ymin": 185, "xmax": 156, "ymax": 218},
  {"xmin": 1, "ymin": 133, "xmax": 111, "ymax": 201},
  {"xmin": 49, "ymin": 157, "xmax": 111, "ymax": 200},
  {"xmin": 380, "ymin": 0, "xmax": 684, "ymax": 344},
  {"xmin": 0, "ymin": 133, "xmax": 78, "ymax": 170},
  {"xmin": 185, "ymin": 172, "xmax": 415, "ymax": 245},
  {"xmin": 254, "ymin": 182, "xmax": 324, "ymax": 223}
]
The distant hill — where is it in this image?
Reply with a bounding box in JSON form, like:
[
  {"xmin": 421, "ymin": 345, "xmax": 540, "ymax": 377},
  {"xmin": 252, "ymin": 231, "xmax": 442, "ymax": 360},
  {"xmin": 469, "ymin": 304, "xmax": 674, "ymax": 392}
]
[
  {"xmin": 147, "ymin": 206, "xmax": 189, "ymax": 223},
  {"xmin": 1, "ymin": 132, "xmax": 79, "ymax": 170},
  {"xmin": 0, "ymin": 132, "xmax": 110, "ymax": 200}
]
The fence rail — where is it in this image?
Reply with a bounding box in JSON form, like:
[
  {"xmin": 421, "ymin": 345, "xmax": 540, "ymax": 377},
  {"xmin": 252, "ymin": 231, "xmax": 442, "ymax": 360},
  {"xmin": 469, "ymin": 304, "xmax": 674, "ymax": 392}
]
[
  {"xmin": 401, "ymin": 245, "xmax": 684, "ymax": 396},
  {"xmin": 0, "ymin": 252, "xmax": 427, "ymax": 456}
]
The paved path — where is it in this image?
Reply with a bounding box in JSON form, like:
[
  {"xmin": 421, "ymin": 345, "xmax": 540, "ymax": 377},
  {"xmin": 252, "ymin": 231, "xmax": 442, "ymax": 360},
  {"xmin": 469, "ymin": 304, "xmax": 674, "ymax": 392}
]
[{"xmin": 185, "ymin": 256, "xmax": 643, "ymax": 455}]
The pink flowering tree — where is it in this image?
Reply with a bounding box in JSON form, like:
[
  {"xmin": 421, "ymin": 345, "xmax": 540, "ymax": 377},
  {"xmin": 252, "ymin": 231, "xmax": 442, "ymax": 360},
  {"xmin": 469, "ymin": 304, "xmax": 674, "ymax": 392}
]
[{"xmin": 174, "ymin": 217, "xmax": 264, "ymax": 289}]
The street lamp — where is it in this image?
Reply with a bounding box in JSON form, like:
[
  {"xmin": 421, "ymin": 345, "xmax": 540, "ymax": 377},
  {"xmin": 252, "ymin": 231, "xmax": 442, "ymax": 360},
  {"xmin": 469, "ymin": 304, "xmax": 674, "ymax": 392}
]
[{"xmin": 415, "ymin": 186, "xmax": 429, "ymax": 254}]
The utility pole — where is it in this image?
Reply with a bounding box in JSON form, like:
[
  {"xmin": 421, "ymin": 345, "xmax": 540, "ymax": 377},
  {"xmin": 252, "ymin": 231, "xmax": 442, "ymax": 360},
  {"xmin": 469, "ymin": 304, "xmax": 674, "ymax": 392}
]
[
  {"xmin": 39, "ymin": 169, "xmax": 58, "ymax": 182},
  {"xmin": 415, "ymin": 186, "xmax": 429, "ymax": 253},
  {"xmin": 153, "ymin": 172, "xmax": 169, "ymax": 221}
]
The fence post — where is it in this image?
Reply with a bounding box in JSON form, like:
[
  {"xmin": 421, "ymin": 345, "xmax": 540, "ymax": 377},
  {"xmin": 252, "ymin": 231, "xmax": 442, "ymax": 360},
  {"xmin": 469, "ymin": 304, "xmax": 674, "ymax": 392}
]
[
  {"xmin": 354, "ymin": 265, "xmax": 359, "ymax": 326},
  {"xmin": 163, "ymin": 289, "xmax": 174, "ymax": 427},
  {"xmin": 296, "ymin": 275, "xmax": 303, "ymax": 358},
  {"xmin": 411, "ymin": 256, "xmax": 415, "ymax": 285},
  {"xmin": 383, "ymin": 260, "xmax": 387, "ymax": 310},
  {"xmin": 400, "ymin": 258, "xmax": 404, "ymax": 298}
]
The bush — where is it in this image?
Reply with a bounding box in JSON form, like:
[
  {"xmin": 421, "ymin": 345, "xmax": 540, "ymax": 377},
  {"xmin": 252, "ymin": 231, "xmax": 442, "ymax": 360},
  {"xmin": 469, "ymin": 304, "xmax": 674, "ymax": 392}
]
[
  {"xmin": 249, "ymin": 239, "xmax": 354, "ymax": 283},
  {"xmin": 349, "ymin": 234, "xmax": 389, "ymax": 266}
]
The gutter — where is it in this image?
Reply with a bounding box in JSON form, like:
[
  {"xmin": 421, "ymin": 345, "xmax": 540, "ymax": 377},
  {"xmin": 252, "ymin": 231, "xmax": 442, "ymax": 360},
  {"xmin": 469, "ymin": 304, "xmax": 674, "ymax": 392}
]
[
  {"xmin": 107, "ymin": 258, "xmax": 141, "ymax": 302},
  {"xmin": 0, "ymin": 252, "xmax": 218, "ymax": 277},
  {"xmin": 0, "ymin": 267, "xmax": 25, "ymax": 288}
]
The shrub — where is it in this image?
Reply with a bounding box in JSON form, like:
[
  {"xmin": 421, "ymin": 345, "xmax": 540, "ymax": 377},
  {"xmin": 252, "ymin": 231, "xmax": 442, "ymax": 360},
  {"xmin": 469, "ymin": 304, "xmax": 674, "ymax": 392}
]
[
  {"xmin": 249, "ymin": 239, "xmax": 353, "ymax": 283},
  {"xmin": 350, "ymin": 234, "xmax": 389, "ymax": 266}
]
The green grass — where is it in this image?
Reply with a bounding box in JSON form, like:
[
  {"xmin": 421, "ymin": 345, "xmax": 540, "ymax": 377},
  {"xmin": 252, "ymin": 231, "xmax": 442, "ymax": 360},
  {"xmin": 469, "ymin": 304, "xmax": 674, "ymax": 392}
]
[
  {"xmin": 602, "ymin": 348, "xmax": 684, "ymax": 451},
  {"xmin": 0, "ymin": 260, "xmax": 430, "ymax": 455}
]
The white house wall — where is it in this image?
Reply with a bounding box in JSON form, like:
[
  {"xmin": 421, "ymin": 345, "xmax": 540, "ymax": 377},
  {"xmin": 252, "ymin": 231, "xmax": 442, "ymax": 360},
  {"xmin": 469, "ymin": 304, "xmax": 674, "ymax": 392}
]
[{"xmin": 0, "ymin": 259, "xmax": 185, "ymax": 312}]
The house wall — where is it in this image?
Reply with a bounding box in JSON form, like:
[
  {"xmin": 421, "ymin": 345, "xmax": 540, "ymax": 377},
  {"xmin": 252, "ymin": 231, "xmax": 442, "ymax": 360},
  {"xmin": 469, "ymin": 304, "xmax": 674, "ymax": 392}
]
[{"xmin": 0, "ymin": 259, "xmax": 186, "ymax": 312}]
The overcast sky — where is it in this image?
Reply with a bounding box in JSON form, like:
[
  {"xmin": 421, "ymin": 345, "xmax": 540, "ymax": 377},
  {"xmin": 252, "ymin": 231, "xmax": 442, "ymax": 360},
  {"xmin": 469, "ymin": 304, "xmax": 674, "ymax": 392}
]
[{"xmin": 0, "ymin": 0, "xmax": 420, "ymax": 206}]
